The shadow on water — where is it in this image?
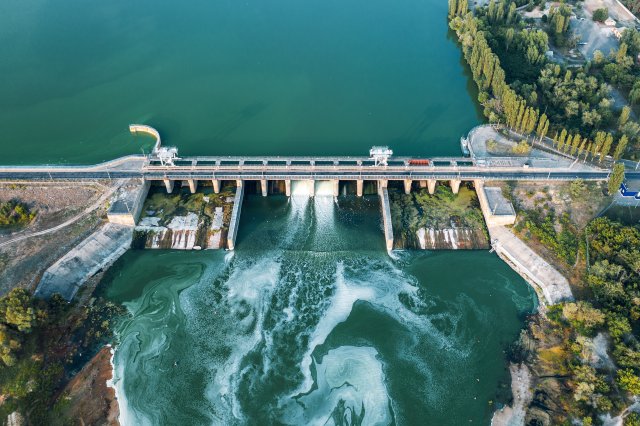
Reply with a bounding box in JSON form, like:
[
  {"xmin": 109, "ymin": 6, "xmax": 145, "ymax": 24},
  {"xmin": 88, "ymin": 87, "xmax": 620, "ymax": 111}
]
[{"xmin": 446, "ymin": 28, "xmax": 485, "ymax": 123}]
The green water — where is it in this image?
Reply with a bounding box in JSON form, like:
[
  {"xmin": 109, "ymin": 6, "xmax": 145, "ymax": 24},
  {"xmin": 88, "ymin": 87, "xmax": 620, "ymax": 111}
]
[
  {"xmin": 104, "ymin": 195, "xmax": 536, "ymax": 425},
  {"xmin": 0, "ymin": 0, "xmax": 479, "ymax": 164}
]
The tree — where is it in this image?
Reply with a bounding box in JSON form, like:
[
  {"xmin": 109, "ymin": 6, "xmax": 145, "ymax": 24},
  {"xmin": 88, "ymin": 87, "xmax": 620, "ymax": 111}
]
[
  {"xmin": 0, "ymin": 324, "xmax": 21, "ymax": 366},
  {"xmin": 536, "ymin": 113, "xmax": 549, "ymax": 142},
  {"xmin": 593, "ymin": 50, "xmax": 605, "ymax": 65},
  {"xmin": 600, "ymin": 133, "xmax": 614, "ymax": 162},
  {"xmin": 621, "ymin": 28, "xmax": 640, "ymax": 56},
  {"xmin": 505, "ymin": 28, "xmax": 515, "ymax": 51},
  {"xmin": 613, "ymin": 135, "xmax": 628, "ymax": 161},
  {"xmin": 630, "ymin": 80, "xmax": 640, "ymax": 104},
  {"xmin": 627, "ymin": 413, "xmax": 640, "ymax": 426},
  {"xmin": 619, "ymin": 106, "xmax": 631, "ymax": 128},
  {"xmin": 558, "ymin": 128, "xmax": 568, "ymax": 151},
  {"xmin": 449, "ymin": 0, "xmax": 458, "ymax": 17},
  {"xmin": 608, "ymin": 163, "xmax": 625, "ymax": 195},
  {"xmin": 570, "ymin": 179, "xmax": 586, "ymax": 199},
  {"xmin": 593, "ymin": 8, "xmax": 609, "ymax": 22},
  {"xmin": 507, "ymin": 2, "xmax": 516, "ymax": 24},
  {"xmin": 617, "ymin": 369, "xmax": 640, "ymax": 394},
  {"xmin": 1, "ymin": 289, "xmax": 36, "ymax": 333},
  {"xmin": 571, "ymin": 134, "xmax": 581, "ymax": 156},
  {"xmin": 562, "ymin": 301, "xmax": 605, "ymax": 334}
]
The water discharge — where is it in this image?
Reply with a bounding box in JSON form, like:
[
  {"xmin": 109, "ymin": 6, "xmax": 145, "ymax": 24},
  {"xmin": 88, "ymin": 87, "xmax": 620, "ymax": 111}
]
[{"xmin": 104, "ymin": 195, "xmax": 536, "ymax": 425}]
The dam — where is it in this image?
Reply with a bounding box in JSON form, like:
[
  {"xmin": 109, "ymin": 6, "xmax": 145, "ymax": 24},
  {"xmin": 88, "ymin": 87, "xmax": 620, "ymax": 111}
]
[{"xmin": 0, "ymin": 125, "xmax": 631, "ymax": 253}]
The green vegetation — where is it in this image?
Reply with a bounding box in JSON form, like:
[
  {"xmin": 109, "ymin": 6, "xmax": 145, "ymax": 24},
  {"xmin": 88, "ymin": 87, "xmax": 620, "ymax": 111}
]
[
  {"xmin": 516, "ymin": 208, "xmax": 578, "ymax": 264},
  {"xmin": 608, "ymin": 163, "xmax": 626, "ymax": 195},
  {"xmin": 511, "ymin": 211, "xmax": 640, "ymax": 422},
  {"xmin": 389, "ymin": 185, "xmax": 488, "ymax": 248},
  {"xmin": 0, "ymin": 200, "xmax": 35, "ymax": 227},
  {"xmin": 449, "ymin": 0, "xmax": 640, "ymax": 160},
  {"xmin": 511, "ymin": 140, "xmax": 531, "ymax": 154},
  {"xmin": 592, "ymin": 8, "xmax": 609, "ymax": 23},
  {"xmin": 133, "ymin": 187, "xmax": 235, "ymax": 249},
  {"xmin": 0, "ymin": 289, "xmax": 125, "ymax": 424}
]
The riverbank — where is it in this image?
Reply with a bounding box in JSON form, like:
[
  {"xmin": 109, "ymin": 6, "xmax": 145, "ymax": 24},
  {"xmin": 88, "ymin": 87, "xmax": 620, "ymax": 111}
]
[{"xmin": 56, "ymin": 346, "xmax": 119, "ymax": 426}]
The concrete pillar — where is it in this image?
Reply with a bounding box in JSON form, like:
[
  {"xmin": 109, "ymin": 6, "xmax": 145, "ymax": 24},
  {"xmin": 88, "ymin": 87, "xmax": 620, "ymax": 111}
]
[
  {"xmin": 403, "ymin": 179, "xmax": 412, "ymax": 195},
  {"xmin": 163, "ymin": 179, "xmax": 174, "ymax": 194},
  {"xmin": 379, "ymin": 188, "xmax": 394, "ymax": 252},
  {"xmin": 309, "ymin": 180, "xmax": 315, "ymax": 197},
  {"xmin": 236, "ymin": 179, "xmax": 243, "ymax": 188},
  {"xmin": 378, "ymin": 179, "xmax": 388, "ymax": 194},
  {"xmin": 212, "ymin": 179, "xmax": 220, "ymax": 194},
  {"xmin": 427, "ymin": 179, "xmax": 436, "ymax": 195},
  {"xmin": 356, "ymin": 180, "xmax": 364, "ymax": 197},
  {"xmin": 227, "ymin": 184, "xmax": 245, "ymax": 251},
  {"xmin": 332, "ymin": 180, "xmax": 339, "ymax": 197},
  {"xmin": 419, "ymin": 180, "xmax": 427, "ymax": 188},
  {"xmin": 285, "ymin": 180, "xmax": 291, "ymax": 196},
  {"xmin": 260, "ymin": 179, "xmax": 268, "ymax": 197},
  {"xmin": 450, "ymin": 179, "xmax": 461, "ymax": 194},
  {"xmin": 188, "ymin": 179, "xmax": 198, "ymax": 194}
]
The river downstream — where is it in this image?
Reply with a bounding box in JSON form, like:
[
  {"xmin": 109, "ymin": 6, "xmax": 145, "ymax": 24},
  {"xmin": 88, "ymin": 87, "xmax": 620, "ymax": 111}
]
[{"xmin": 105, "ymin": 195, "xmax": 536, "ymax": 424}]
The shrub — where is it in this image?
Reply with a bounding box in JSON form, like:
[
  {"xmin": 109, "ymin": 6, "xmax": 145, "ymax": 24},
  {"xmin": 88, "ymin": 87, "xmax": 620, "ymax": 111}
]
[{"xmin": 593, "ymin": 8, "xmax": 609, "ymax": 22}]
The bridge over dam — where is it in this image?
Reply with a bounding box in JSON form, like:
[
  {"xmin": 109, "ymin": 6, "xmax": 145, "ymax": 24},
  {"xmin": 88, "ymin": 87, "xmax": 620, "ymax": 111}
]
[{"xmin": 1, "ymin": 125, "xmax": 637, "ymax": 252}]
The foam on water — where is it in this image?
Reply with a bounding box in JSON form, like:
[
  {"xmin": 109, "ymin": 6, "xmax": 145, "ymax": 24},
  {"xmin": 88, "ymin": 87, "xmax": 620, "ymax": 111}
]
[
  {"xmin": 107, "ymin": 195, "xmax": 537, "ymax": 425},
  {"xmin": 294, "ymin": 262, "xmax": 377, "ymax": 396},
  {"xmin": 288, "ymin": 346, "xmax": 392, "ymax": 425}
]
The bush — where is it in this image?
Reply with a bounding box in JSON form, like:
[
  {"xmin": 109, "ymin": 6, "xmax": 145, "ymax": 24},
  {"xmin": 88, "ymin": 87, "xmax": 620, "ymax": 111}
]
[
  {"xmin": 512, "ymin": 140, "xmax": 532, "ymax": 155},
  {"xmin": 0, "ymin": 200, "xmax": 35, "ymax": 227},
  {"xmin": 593, "ymin": 8, "xmax": 609, "ymax": 22}
]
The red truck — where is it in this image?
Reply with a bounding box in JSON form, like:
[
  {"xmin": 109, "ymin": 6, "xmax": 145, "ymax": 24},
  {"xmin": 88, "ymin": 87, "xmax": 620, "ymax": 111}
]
[{"xmin": 408, "ymin": 159, "xmax": 430, "ymax": 166}]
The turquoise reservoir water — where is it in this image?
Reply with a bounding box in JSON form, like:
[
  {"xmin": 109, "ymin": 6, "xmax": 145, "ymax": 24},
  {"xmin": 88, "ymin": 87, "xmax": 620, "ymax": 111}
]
[
  {"xmin": 0, "ymin": 0, "xmax": 479, "ymax": 164},
  {"xmin": 104, "ymin": 195, "xmax": 536, "ymax": 425}
]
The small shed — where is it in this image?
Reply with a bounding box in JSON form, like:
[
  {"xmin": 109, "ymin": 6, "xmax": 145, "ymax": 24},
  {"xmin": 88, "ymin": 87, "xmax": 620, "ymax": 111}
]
[{"xmin": 604, "ymin": 17, "xmax": 617, "ymax": 26}]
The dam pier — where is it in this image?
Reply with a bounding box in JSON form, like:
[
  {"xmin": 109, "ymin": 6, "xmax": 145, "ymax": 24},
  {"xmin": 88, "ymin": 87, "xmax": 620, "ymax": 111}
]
[{"xmin": 0, "ymin": 124, "xmax": 633, "ymax": 253}]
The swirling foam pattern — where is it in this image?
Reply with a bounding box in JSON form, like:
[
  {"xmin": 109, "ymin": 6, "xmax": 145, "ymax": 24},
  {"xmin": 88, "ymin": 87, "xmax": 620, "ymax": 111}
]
[{"xmin": 105, "ymin": 195, "xmax": 537, "ymax": 425}]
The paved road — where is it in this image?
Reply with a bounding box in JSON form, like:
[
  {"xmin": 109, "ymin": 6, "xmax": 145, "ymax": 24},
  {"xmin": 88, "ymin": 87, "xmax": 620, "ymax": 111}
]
[
  {"xmin": 0, "ymin": 169, "xmax": 635, "ymax": 181},
  {"xmin": 0, "ymin": 153, "xmax": 636, "ymax": 182}
]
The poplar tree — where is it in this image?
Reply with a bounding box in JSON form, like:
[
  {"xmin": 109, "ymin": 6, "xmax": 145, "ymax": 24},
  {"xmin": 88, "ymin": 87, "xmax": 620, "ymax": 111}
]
[
  {"xmin": 613, "ymin": 135, "xmax": 629, "ymax": 160},
  {"xmin": 506, "ymin": 2, "xmax": 516, "ymax": 24},
  {"xmin": 600, "ymin": 133, "xmax": 614, "ymax": 162},
  {"xmin": 558, "ymin": 129, "xmax": 567, "ymax": 151},
  {"xmin": 565, "ymin": 134, "xmax": 573, "ymax": 153},
  {"xmin": 577, "ymin": 138, "xmax": 586, "ymax": 158},
  {"xmin": 449, "ymin": 0, "xmax": 458, "ymax": 17},
  {"xmin": 536, "ymin": 114, "xmax": 548, "ymax": 141},
  {"xmin": 594, "ymin": 131, "xmax": 606, "ymax": 156},
  {"xmin": 619, "ymin": 106, "xmax": 631, "ymax": 128},
  {"xmin": 570, "ymin": 134, "xmax": 581, "ymax": 156},
  {"xmin": 457, "ymin": 0, "xmax": 468, "ymax": 16}
]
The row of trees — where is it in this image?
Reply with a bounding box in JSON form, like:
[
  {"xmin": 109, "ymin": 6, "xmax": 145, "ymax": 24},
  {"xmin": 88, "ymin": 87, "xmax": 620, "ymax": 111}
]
[
  {"xmin": 551, "ymin": 129, "xmax": 628, "ymax": 162},
  {"xmin": 450, "ymin": 3, "xmax": 635, "ymax": 162}
]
